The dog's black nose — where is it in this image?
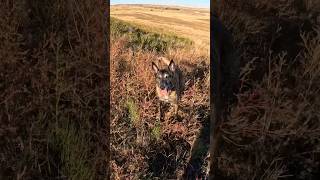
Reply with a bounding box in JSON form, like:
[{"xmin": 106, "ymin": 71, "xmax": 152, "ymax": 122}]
[
  {"xmin": 167, "ymin": 81, "xmax": 174, "ymax": 90},
  {"xmin": 160, "ymin": 83, "xmax": 166, "ymax": 90}
]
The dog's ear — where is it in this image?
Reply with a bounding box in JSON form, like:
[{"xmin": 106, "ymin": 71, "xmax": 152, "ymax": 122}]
[
  {"xmin": 168, "ymin": 60, "xmax": 175, "ymax": 72},
  {"xmin": 152, "ymin": 62, "xmax": 159, "ymax": 73}
]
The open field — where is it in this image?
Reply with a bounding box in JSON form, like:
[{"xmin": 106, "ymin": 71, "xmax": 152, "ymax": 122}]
[
  {"xmin": 111, "ymin": 1, "xmax": 320, "ymax": 179},
  {"xmin": 111, "ymin": 4, "xmax": 210, "ymax": 51},
  {"xmin": 1, "ymin": 1, "xmax": 319, "ymax": 179},
  {"xmin": 110, "ymin": 12, "xmax": 210, "ymax": 179}
]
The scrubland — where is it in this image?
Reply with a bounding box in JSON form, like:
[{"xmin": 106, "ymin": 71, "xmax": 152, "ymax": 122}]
[
  {"xmin": 110, "ymin": 11, "xmax": 210, "ymax": 178},
  {"xmin": 214, "ymin": 0, "xmax": 320, "ymax": 179}
]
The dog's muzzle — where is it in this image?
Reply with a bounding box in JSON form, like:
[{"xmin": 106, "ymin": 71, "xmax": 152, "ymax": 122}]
[
  {"xmin": 159, "ymin": 89, "xmax": 171, "ymax": 96},
  {"xmin": 160, "ymin": 80, "xmax": 174, "ymax": 91}
]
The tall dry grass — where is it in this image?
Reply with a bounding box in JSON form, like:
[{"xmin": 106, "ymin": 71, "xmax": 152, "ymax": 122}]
[
  {"xmin": 110, "ymin": 18, "xmax": 210, "ymax": 179},
  {"xmin": 1, "ymin": 0, "xmax": 108, "ymax": 179},
  {"xmin": 214, "ymin": 0, "xmax": 320, "ymax": 179}
]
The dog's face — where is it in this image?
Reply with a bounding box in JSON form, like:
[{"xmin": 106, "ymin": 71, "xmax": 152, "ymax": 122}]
[{"xmin": 152, "ymin": 60, "xmax": 176, "ymax": 97}]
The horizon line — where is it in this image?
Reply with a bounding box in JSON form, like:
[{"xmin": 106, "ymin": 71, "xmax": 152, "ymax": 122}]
[{"xmin": 110, "ymin": 3, "xmax": 210, "ymax": 9}]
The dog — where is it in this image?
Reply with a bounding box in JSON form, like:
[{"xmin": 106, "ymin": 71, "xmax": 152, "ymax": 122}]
[{"xmin": 151, "ymin": 57, "xmax": 184, "ymax": 121}]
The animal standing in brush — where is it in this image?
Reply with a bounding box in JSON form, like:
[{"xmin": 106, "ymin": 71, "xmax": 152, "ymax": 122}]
[{"xmin": 151, "ymin": 57, "xmax": 184, "ymax": 121}]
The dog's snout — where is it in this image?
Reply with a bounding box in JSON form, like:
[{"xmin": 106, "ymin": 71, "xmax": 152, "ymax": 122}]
[
  {"xmin": 167, "ymin": 81, "xmax": 173, "ymax": 89},
  {"xmin": 160, "ymin": 80, "xmax": 174, "ymax": 90},
  {"xmin": 160, "ymin": 82, "xmax": 166, "ymax": 90}
]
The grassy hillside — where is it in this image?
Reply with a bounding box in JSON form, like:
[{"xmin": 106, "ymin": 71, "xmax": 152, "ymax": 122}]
[
  {"xmin": 111, "ymin": 4, "xmax": 210, "ymax": 51},
  {"xmin": 110, "ymin": 17, "xmax": 210, "ymax": 179},
  {"xmin": 110, "ymin": 17, "xmax": 193, "ymax": 52},
  {"xmin": 2, "ymin": 1, "xmax": 319, "ymax": 179}
]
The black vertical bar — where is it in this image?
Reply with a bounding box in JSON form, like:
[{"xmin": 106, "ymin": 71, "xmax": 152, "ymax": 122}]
[
  {"xmin": 104, "ymin": 0, "xmax": 110, "ymax": 179},
  {"xmin": 210, "ymin": 1, "xmax": 224, "ymax": 179}
]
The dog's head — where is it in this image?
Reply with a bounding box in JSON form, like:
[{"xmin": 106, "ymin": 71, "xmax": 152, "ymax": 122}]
[{"xmin": 152, "ymin": 60, "xmax": 176, "ymax": 97}]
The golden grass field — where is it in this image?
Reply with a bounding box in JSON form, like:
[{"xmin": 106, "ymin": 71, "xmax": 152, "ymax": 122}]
[
  {"xmin": 2, "ymin": 1, "xmax": 319, "ymax": 179},
  {"xmin": 110, "ymin": 4, "xmax": 210, "ymax": 179},
  {"xmin": 111, "ymin": 4, "xmax": 210, "ymax": 51},
  {"xmin": 110, "ymin": 1, "xmax": 320, "ymax": 179}
]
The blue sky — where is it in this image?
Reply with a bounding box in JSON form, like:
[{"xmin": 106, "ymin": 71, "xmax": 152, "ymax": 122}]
[{"xmin": 110, "ymin": 0, "xmax": 210, "ymax": 8}]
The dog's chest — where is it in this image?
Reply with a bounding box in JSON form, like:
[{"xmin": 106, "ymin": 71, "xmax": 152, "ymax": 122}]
[{"xmin": 156, "ymin": 87, "xmax": 177, "ymax": 103}]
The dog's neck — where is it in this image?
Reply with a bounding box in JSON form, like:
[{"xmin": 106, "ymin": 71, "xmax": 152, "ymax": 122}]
[{"xmin": 156, "ymin": 86, "xmax": 177, "ymax": 102}]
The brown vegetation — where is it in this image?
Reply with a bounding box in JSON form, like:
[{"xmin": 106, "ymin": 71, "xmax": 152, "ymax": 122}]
[
  {"xmin": 110, "ymin": 18, "xmax": 210, "ymax": 178},
  {"xmin": 1, "ymin": 0, "xmax": 319, "ymax": 179},
  {"xmin": 214, "ymin": 0, "xmax": 320, "ymax": 179},
  {"xmin": 1, "ymin": 0, "xmax": 107, "ymax": 179}
]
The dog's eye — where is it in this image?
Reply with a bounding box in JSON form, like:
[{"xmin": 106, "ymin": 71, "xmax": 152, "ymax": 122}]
[{"xmin": 164, "ymin": 74, "xmax": 168, "ymax": 78}]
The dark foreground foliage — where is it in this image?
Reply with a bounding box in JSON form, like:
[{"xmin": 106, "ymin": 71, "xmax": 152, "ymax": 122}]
[
  {"xmin": 1, "ymin": 1, "xmax": 108, "ymax": 179},
  {"xmin": 214, "ymin": 0, "xmax": 320, "ymax": 179}
]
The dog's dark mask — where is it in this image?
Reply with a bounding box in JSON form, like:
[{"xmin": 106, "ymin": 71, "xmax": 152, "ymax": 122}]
[{"xmin": 152, "ymin": 60, "xmax": 176, "ymax": 96}]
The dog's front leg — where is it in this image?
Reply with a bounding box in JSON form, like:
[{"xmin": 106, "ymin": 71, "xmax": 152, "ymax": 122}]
[
  {"xmin": 174, "ymin": 103, "xmax": 179, "ymax": 120},
  {"xmin": 159, "ymin": 101, "xmax": 164, "ymax": 121}
]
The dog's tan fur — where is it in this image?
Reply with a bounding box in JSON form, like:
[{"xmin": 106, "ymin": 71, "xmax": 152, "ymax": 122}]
[{"xmin": 152, "ymin": 57, "xmax": 184, "ymax": 120}]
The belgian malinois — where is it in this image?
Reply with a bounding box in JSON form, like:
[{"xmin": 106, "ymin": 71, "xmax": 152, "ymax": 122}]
[{"xmin": 151, "ymin": 57, "xmax": 184, "ymax": 121}]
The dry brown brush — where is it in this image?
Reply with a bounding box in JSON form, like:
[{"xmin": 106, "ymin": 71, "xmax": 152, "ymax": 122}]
[
  {"xmin": 214, "ymin": 0, "xmax": 320, "ymax": 179},
  {"xmin": 110, "ymin": 18, "xmax": 210, "ymax": 179},
  {"xmin": 1, "ymin": 1, "xmax": 108, "ymax": 179}
]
